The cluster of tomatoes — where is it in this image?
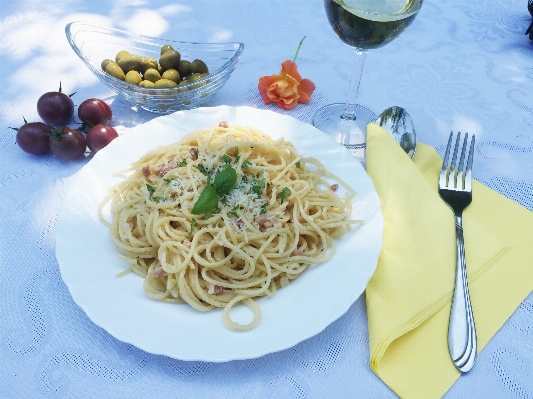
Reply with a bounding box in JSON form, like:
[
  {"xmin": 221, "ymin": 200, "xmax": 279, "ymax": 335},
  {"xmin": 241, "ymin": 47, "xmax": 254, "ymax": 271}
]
[{"xmin": 13, "ymin": 83, "xmax": 118, "ymax": 160}]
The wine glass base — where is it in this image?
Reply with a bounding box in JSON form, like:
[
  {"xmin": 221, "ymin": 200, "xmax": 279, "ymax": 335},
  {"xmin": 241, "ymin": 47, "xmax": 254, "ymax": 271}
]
[{"xmin": 312, "ymin": 103, "xmax": 377, "ymax": 166}]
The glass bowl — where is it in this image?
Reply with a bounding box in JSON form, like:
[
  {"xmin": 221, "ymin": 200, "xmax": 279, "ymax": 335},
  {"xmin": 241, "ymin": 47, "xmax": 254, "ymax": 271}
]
[{"xmin": 65, "ymin": 22, "xmax": 244, "ymax": 114}]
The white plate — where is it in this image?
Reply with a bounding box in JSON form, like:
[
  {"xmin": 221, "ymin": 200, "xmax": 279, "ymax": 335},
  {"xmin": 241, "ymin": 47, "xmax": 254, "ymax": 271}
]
[{"xmin": 56, "ymin": 106, "xmax": 383, "ymax": 362}]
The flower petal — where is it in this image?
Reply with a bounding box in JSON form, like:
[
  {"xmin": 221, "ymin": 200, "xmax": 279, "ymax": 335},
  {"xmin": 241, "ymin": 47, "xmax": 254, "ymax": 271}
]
[
  {"xmin": 277, "ymin": 96, "xmax": 298, "ymax": 109},
  {"xmin": 258, "ymin": 74, "xmax": 281, "ymax": 103},
  {"xmin": 297, "ymin": 78, "xmax": 316, "ymax": 104},
  {"xmin": 280, "ymin": 60, "xmax": 302, "ymax": 82}
]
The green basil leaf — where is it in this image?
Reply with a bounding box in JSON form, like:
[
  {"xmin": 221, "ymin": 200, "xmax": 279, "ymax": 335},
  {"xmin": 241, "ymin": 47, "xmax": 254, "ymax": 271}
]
[
  {"xmin": 214, "ymin": 167, "xmax": 237, "ymax": 195},
  {"xmin": 196, "ymin": 164, "xmax": 209, "ymax": 176},
  {"xmin": 146, "ymin": 184, "xmax": 156, "ymax": 199},
  {"xmin": 191, "ymin": 185, "xmax": 218, "ymax": 215}
]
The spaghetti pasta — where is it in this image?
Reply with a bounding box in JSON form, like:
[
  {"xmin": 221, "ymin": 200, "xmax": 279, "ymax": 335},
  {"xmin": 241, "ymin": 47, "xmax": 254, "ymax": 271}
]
[{"xmin": 99, "ymin": 124, "xmax": 362, "ymax": 331}]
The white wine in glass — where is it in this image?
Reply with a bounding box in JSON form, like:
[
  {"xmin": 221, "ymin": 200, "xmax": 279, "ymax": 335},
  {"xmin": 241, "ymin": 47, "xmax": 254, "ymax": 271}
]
[{"xmin": 313, "ymin": 0, "xmax": 423, "ymax": 164}]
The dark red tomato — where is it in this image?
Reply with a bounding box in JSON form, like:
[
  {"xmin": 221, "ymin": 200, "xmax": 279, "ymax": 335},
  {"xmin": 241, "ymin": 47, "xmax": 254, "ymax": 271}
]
[
  {"xmin": 14, "ymin": 121, "xmax": 51, "ymax": 155},
  {"xmin": 49, "ymin": 127, "xmax": 87, "ymax": 160},
  {"xmin": 37, "ymin": 83, "xmax": 75, "ymax": 126},
  {"xmin": 78, "ymin": 98, "xmax": 112, "ymax": 127},
  {"xmin": 86, "ymin": 125, "xmax": 118, "ymax": 153}
]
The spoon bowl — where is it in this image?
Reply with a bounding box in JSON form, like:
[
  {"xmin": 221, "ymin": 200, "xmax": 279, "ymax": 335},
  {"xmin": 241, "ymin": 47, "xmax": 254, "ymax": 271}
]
[{"xmin": 376, "ymin": 106, "xmax": 416, "ymax": 159}]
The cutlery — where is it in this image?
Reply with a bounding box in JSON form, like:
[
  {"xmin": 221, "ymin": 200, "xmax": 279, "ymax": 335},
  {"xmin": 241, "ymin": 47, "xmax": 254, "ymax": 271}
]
[
  {"xmin": 439, "ymin": 131, "xmax": 477, "ymax": 372},
  {"xmin": 376, "ymin": 106, "xmax": 416, "ymax": 159}
]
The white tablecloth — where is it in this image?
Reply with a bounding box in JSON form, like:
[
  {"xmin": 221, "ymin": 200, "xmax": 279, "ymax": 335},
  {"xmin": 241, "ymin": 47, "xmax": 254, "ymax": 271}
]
[{"xmin": 1, "ymin": 0, "xmax": 532, "ymax": 397}]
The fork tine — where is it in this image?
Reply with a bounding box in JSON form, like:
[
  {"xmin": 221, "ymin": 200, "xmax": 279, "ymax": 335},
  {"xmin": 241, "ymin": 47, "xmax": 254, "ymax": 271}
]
[
  {"xmin": 448, "ymin": 132, "xmax": 461, "ymax": 188},
  {"xmin": 464, "ymin": 134, "xmax": 475, "ymax": 192},
  {"xmin": 457, "ymin": 133, "xmax": 469, "ymax": 189},
  {"xmin": 450, "ymin": 132, "xmax": 461, "ymax": 171},
  {"xmin": 458, "ymin": 133, "xmax": 469, "ymax": 172},
  {"xmin": 466, "ymin": 134, "xmax": 475, "ymax": 172},
  {"xmin": 442, "ymin": 131, "xmax": 453, "ymax": 172}
]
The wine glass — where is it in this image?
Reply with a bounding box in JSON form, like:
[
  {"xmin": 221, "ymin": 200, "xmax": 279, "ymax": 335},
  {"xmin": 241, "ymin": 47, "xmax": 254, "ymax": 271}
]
[{"xmin": 313, "ymin": 0, "xmax": 423, "ymax": 164}]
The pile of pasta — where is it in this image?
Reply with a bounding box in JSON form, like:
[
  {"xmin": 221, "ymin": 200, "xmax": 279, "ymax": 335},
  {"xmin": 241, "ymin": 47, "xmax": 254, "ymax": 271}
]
[{"xmin": 99, "ymin": 124, "xmax": 362, "ymax": 331}]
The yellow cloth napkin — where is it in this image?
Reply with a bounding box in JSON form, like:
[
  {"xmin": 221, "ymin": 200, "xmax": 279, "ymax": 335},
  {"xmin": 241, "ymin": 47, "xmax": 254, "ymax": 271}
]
[{"xmin": 365, "ymin": 123, "xmax": 533, "ymax": 399}]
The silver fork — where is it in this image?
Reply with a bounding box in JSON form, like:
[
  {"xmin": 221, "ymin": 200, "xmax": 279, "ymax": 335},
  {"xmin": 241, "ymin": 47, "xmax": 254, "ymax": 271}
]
[{"xmin": 439, "ymin": 131, "xmax": 477, "ymax": 373}]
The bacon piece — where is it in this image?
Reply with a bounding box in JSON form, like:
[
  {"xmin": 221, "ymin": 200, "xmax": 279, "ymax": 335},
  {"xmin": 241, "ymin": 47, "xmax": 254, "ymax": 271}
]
[
  {"xmin": 331, "ymin": 184, "xmax": 338, "ymax": 191},
  {"xmin": 182, "ymin": 239, "xmax": 191, "ymax": 248},
  {"xmin": 142, "ymin": 166, "xmax": 151, "ymax": 177},
  {"xmin": 156, "ymin": 160, "xmax": 177, "ymax": 177},
  {"xmin": 190, "ymin": 147, "xmax": 198, "ymax": 160},
  {"xmin": 208, "ymin": 284, "xmax": 224, "ymax": 295},
  {"xmin": 255, "ymin": 214, "xmax": 278, "ymax": 229},
  {"xmin": 234, "ymin": 218, "xmax": 245, "ymax": 229},
  {"xmin": 218, "ymin": 121, "xmax": 228, "ymax": 128},
  {"xmin": 255, "ymin": 214, "xmax": 268, "ymax": 226},
  {"xmin": 150, "ymin": 266, "xmax": 167, "ymax": 279}
]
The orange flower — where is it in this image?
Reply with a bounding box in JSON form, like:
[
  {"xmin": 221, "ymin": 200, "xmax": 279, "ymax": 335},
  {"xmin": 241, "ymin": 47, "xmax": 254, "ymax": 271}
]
[
  {"xmin": 257, "ymin": 37, "xmax": 315, "ymax": 110},
  {"xmin": 258, "ymin": 60, "xmax": 316, "ymax": 110}
]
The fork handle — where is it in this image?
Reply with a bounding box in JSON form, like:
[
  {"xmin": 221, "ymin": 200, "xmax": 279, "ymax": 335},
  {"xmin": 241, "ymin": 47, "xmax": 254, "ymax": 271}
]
[{"xmin": 448, "ymin": 213, "xmax": 477, "ymax": 372}]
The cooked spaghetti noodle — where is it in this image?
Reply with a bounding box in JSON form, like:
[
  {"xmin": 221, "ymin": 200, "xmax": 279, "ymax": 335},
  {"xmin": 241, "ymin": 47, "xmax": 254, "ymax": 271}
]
[{"xmin": 99, "ymin": 124, "xmax": 362, "ymax": 331}]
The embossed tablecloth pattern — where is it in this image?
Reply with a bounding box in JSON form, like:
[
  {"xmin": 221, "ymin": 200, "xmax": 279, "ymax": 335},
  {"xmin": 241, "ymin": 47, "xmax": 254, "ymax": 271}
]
[{"xmin": 1, "ymin": 0, "xmax": 532, "ymax": 398}]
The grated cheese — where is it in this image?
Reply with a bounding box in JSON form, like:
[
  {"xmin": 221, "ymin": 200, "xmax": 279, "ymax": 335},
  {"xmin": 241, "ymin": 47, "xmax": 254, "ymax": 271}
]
[{"xmin": 159, "ymin": 146, "xmax": 284, "ymax": 232}]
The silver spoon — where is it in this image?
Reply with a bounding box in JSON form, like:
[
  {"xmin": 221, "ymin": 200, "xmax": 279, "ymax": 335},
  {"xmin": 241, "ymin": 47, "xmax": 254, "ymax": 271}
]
[{"xmin": 375, "ymin": 106, "xmax": 416, "ymax": 159}]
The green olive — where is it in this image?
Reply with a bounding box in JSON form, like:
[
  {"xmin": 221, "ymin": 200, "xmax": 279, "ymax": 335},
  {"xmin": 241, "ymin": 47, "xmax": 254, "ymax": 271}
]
[
  {"xmin": 160, "ymin": 44, "xmax": 174, "ymax": 55},
  {"xmin": 161, "ymin": 69, "xmax": 181, "ymax": 84},
  {"xmin": 154, "ymin": 78, "xmax": 178, "ymax": 88},
  {"xmin": 115, "ymin": 50, "xmax": 130, "ymax": 62},
  {"xmin": 118, "ymin": 54, "xmax": 142, "ymax": 73},
  {"xmin": 139, "ymin": 80, "xmax": 156, "ymax": 87},
  {"xmin": 187, "ymin": 73, "xmax": 207, "ymax": 89},
  {"xmin": 140, "ymin": 57, "xmax": 158, "ymax": 74},
  {"xmin": 191, "ymin": 59, "xmax": 208, "ymax": 74},
  {"xmin": 125, "ymin": 70, "xmax": 142, "ymax": 85},
  {"xmin": 105, "ymin": 62, "xmax": 126, "ymax": 80},
  {"xmin": 143, "ymin": 68, "xmax": 161, "ymax": 83},
  {"xmin": 178, "ymin": 60, "xmax": 192, "ymax": 77},
  {"xmin": 101, "ymin": 59, "xmax": 115, "ymax": 71},
  {"xmin": 159, "ymin": 50, "xmax": 181, "ymax": 70},
  {"xmin": 189, "ymin": 73, "xmax": 204, "ymax": 82}
]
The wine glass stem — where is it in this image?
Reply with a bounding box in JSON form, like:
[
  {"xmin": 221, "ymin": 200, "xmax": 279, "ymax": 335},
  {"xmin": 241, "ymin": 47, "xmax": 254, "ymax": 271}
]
[{"xmin": 341, "ymin": 49, "xmax": 367, "ymax": 121}]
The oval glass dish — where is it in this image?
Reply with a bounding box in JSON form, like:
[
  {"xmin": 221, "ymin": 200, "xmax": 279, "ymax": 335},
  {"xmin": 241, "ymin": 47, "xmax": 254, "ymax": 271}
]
[{"xmin": 65, "ymin": 22, "xmax": 244, "ymax": 114}]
